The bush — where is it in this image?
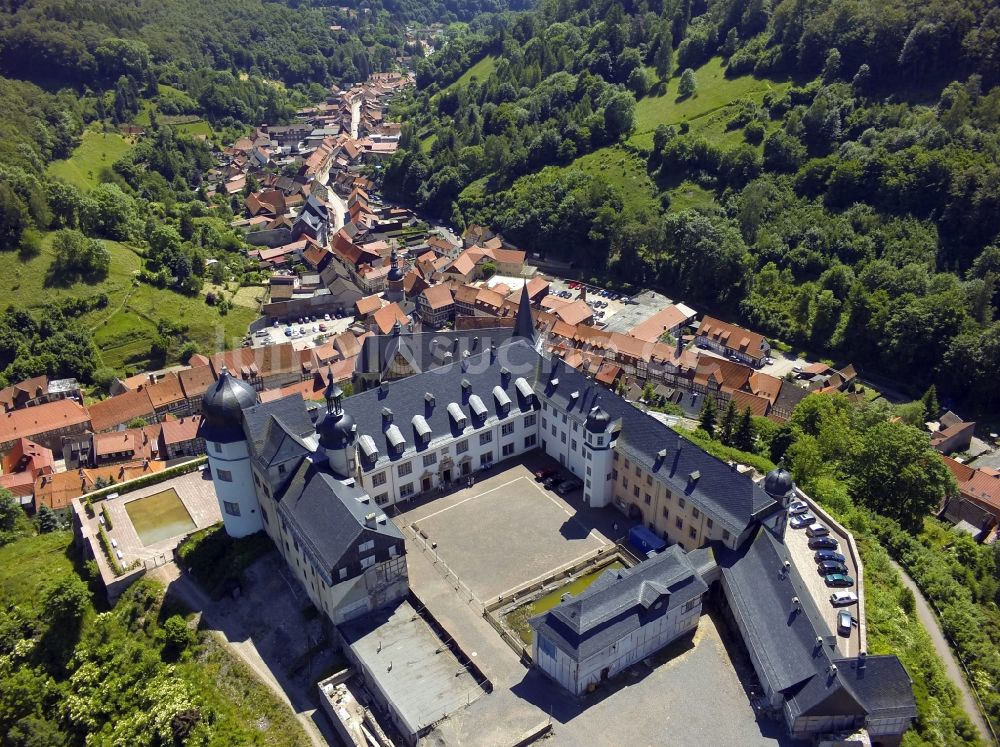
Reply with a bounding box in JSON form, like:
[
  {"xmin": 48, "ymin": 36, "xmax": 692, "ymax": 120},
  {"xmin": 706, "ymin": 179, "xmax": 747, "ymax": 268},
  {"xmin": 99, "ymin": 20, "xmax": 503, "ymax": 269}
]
[
  {"xmin": 177, "ymin": 525, "xmax": 273, "ymax": 598},
  {"xmin": 744, "ymin": 120, "xmax": 765, "ymax": 145}
]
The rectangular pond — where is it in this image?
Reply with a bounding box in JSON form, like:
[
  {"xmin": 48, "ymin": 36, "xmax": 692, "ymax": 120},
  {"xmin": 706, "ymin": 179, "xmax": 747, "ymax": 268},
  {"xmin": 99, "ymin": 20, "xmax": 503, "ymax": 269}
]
[
  {"xmin": 124, "ymin": 488, "xmax": 197, "ymax": 546},
  {"xmin": 505, "ymin": 561, "xmax": 625, "ymax": 644}
]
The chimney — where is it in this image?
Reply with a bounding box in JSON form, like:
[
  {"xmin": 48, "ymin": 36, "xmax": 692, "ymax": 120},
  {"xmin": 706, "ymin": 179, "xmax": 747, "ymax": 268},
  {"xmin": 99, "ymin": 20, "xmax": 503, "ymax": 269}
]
[
  {"xmin": 579, "ymin": 285, "xmax": 586, "ymax": 302},
  {"xmin": 858, "ymin": 651, "xmax": 867, "ymax": 671}
]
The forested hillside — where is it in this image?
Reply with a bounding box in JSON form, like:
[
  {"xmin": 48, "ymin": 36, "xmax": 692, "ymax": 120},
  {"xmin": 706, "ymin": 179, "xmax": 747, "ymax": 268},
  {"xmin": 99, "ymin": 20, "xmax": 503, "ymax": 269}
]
[
  {"xmin": 0, "ymin": 0, "xmax": 430, "ymax": 388},
  {"xmin": 384, "ymin": 0, "xmax": 1000, "ymax": 409}
]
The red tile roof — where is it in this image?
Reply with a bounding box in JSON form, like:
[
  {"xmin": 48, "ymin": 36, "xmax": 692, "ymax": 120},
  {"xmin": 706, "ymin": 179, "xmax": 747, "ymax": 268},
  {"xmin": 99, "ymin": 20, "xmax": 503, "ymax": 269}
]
[
  {"xmin": 87, "ymin": 390, "xmax": 155, "ymax": 432},
  {"xmin": 1, "ymin": 399, "xmax": 91, "ymax": 443}
]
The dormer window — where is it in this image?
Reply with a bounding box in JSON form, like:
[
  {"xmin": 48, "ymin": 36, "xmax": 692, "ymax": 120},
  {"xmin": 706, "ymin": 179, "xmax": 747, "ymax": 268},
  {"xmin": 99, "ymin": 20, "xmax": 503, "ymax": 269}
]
[
  {"xmin": 447, "ymin": 402, "xmax": 467, "ymax": 430},
  {"xmin": 412, "ymin": 414, "xmax": 432, "ymax": 446},
  {"xmin": 493, "ymin": 386, "xmax": 511, "ymax": 417},
  {"xmin": 469, "ymin": 394, "xmax": 488, "ymax": 421},
  {"xmin": 386, "ymin": 424, "xmax": 405, "ymax": 456}
]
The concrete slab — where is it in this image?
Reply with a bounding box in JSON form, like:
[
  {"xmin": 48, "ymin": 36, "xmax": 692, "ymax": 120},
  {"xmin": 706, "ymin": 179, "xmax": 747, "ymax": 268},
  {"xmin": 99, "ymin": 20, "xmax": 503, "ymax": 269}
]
[
  {"xmin": 341, "ymin": 600, "xmax": 485, "ymax": 740},
  {"xmin": 398, "ymin": 465, "xmax": 612, "ymax": 600}
]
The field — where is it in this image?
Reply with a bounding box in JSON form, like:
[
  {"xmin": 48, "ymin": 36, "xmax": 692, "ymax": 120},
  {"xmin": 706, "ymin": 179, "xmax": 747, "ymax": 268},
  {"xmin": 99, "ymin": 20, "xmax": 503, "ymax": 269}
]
[
  {"xmin": 629, "ymin": 57, "xmax": 791, "ymax": 152},
  {"xmin": 47, "ymin": 129, "xmax": 133, "ymax": 191},
  {"xmin": 7, "ymin": 231, "xmax": 254, "ymax": 372}
]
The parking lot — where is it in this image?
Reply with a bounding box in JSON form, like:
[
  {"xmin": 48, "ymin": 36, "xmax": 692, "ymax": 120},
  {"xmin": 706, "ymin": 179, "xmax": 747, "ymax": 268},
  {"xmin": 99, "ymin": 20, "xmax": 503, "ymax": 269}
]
[
  {"xmin": 784, "ymin": 508, "xmax": 863, "ymax": 657},
  {"xmin": 395, "ymin": 462, "xmax": 613, "ymax": 600},
  {"xmin": 249, "ymin": 314, "xmax": 356, "ymax": 349},
  {"xmin": 545, "ymin": 277, "xmax": 632, "ymax": 329}
]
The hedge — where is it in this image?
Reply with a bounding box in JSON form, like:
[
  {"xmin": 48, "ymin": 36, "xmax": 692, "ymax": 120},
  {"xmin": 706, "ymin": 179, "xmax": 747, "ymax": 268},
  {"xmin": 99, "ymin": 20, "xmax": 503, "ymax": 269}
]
[
  {"xmin": 100, "ymin": 504, "xmax": 113, "ymax": 531},
  {"xmin": 84, "ymin": 457, "xmax": 208, "ymax": 503},
  {"xmin": 98, "ymin": 524, "xmax": 124, "ymax": 576}
]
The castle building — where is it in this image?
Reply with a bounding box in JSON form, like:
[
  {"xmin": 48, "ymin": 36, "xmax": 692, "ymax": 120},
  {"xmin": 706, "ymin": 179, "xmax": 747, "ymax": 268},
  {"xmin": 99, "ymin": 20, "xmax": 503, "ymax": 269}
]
[{"xmin": 199, "ymin": 287, "xmax": 916, "ymax": 742}]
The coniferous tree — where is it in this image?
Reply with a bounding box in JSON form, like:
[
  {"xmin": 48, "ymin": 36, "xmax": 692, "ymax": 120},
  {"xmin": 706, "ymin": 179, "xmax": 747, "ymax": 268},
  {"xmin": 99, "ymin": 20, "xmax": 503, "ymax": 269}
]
[
  {"xmin": 734, "ymin": 407, "xmax": 755, "ymax": 452},
  {"xmin": 719, "ymin": 400, "xmax": 738, "ymax": 445},
  {"xmin": 921, "ymin": 385, "xmax": 940, "ymax": 422},
  {"xmin": 699, "ymin": 395, "xmax": 717, "ymax": 438}
]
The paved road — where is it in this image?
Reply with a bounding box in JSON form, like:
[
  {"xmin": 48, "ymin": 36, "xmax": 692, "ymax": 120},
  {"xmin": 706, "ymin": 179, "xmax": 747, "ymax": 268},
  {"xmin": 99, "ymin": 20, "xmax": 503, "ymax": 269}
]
[
  {"xmin": 890, "ymin": 560, "xmax": 992, "ymax": 743},
  {"xmin": 150, "ymin": 564, "xmax": 335, "ymax": 747}
]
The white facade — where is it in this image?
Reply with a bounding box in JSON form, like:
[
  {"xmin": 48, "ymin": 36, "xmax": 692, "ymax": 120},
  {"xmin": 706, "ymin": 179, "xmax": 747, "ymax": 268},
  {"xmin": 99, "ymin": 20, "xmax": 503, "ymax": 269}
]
[
  {"xmin": 533, "ymin": 595, "xmax": 702, "ymax": 696},
  {"xmin": 536, "ymin": 396, "xmax": 615, "ymax": 508},
  {"xmin": 206, "ymin": 437, "xmax": 264, "ymax": 537},
  {"xmin": 357, "ymin": 408, "xmax": 539, "ymax": 508}
]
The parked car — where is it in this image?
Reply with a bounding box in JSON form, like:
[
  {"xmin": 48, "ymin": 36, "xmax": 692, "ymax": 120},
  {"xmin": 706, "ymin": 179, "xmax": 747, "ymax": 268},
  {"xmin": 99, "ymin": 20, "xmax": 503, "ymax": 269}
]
[
  {"xmin": 318, "ymin": 323, "xmax": 327, "ymax": 332},
  {"xmin": 806, "ymin": 523, "xmax": 830, "ymax": 537},
  {"xmin": 534, "ymin": 468, "xmax": 558, "ymax": 481},
  {"xmin": 324, "ymin": 313, "xmax": 331, "ymax": 321},
  {"xmin": 837, "ymin": 610, "xmax": 854, "ymax": 636},
  {"xmin": 789, "ymin": 513, "xmax": 816, "ymax": 529},
  {"xmin": 335, "ymin": 309, "xmax": 344, "ymax": 318},
  {"xmin": 824, "ymin": 573, "xmax": 855, "ymax": 588},
  {"xmin": 764, "ymin": 356, "xmax": 775, "ymax": 365},
  {"xmin": 830, "ymin": 591, "xmax": 858, "ymax": 606},
  {"xmin": 809, "ymin": 536, "xmax": 839, "ymax": 550},
  {"xmin": 814, "ymin": 550, "xmax": 846, "ymax": 564},
  {"xmin": 273, "ymin": 320, "xmax": 279, "ymax": 327},
  {"xmin": 283, "ymin": 326, "xmax": 293, "ymax": 336},
  {"xmin": 556, "ymin": 479, "xmax": 582, "ymax": 495},
  {"xmin": 542, "ymin": 475, "xmax": 561, "ymax": 489},
  {"xmin": 818, "ymin": 561, "xmax": 849, "ymax": 575},
  {"xmin": 788, "ymin": 500, "xmax": 809, "ymax": 515}
]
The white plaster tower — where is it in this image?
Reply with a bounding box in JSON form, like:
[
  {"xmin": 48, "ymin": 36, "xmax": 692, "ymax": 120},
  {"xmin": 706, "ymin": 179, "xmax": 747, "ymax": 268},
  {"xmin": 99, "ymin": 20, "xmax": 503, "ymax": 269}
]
[{"xmin": 198, "ymin": 368, "xmax": 263, "ymax": 537}]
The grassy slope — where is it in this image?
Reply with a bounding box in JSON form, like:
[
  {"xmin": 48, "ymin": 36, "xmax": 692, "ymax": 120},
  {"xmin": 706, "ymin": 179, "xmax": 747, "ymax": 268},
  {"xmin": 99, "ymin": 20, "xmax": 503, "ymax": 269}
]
[
  {"xmin": 629, "ymin": 57, "xmax": 790, "ymax": 151},
  {"xmin": 0, "ymin": 530, "xmax": 77, "ymax": 615},
  {"xmin": 560, "ymin": 146, "xmax": 660, "ymax": 215},
  {"xmin": 0, "ymin": 531, "xmax": 308, "ymax": 746},
  {"xmin": 47, "ymin": 129, "xmax": 133, "ymax": 191},
  {"xmin": 441, "ymin": 54, "xmax": 496, "ymax": 95},
  {"xmin": 459, "ymin": 57, "xmax": 788, "ymax": 216},
  {"xmin": 7, "ymin": 231, "xmax": 252, "ymax": 372}
]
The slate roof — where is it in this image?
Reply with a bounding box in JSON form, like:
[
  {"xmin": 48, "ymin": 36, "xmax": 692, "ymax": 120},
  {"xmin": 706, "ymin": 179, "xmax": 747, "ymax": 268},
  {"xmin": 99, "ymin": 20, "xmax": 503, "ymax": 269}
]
[
  {"xmin": 543, "ymin": 355, "xmax": 776, "ymax": 536},
  {"xmin": 530, "ymin": 545, "xmax": 707, "ymax": 662},
  {"xmin": 242, "ymin": 394, "xmax": 315, "ymax": 454},
  {"xmin": 719, "ymin": 528, "xmax": 837, "ymax": 695},
  {"xmin": 355, "ymin": 326, "xmax": 515, "ymax": 376},
  {"xmin": 276, "ymin": 458, "xmax": 404, "ymax": 583},
  {"xmin": 349, "ymin": 341, "xmax": 538, "ymax": 468}
]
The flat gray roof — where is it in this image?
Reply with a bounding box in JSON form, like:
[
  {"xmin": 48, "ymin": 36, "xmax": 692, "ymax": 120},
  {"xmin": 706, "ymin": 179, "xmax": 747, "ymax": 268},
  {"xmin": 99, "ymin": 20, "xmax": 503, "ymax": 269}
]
[{"xmin": 341, "ymin": 601, "xmax": 484, "ymax": 737}]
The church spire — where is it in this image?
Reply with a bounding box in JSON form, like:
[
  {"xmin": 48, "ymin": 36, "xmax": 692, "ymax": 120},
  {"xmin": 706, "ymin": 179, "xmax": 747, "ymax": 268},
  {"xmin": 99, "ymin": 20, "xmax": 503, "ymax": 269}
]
[{"xmin": 513, "ymin": 284, "xmax": 535, "ymax": 343}]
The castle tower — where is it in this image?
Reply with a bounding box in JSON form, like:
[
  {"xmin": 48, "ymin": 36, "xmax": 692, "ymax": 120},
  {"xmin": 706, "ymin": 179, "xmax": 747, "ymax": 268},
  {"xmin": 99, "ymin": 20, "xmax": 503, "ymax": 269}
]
[
  {"xmin": 198, "ymin": 368, "xmax": 263, "ymax": 537},
  {"xmin": 317, "ymin": 370, "xmax": 357, "ymax": 478},
  {"xmin": 385, "ymin": 247, "xmax": 405, "ymax": 303},
  {"xmin": 763, "ymin": 463, "xmax": 795, "ymax": 539}
]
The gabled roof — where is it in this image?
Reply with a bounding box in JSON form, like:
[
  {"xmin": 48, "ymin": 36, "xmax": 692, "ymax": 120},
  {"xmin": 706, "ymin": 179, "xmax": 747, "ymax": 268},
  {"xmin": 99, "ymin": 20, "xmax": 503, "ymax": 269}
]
[
  {"xmin": 160, "ymin": 416, "xmax": 202, "ymax": 445},
  {"xmin": 88, "ymin": 390, "xmax": 155, "ymax": 432},
  {"xmin": 530, "ymin": 545, "xmax": 707, "ymax": 662},
  {"xmin": 1, "ymin": 399, "xmax": 90, "ymax": 442},
  {"xmin": 697, "ymin": 316, "xmax": 768, "ymax": 360},
  {"xmin": 178, "ymin": 365, "xmax": 217, "ymax": 401},
  {"xmin": 372, "ymin": 303, "xmax": 410, "ymax": 335},
  {"xmin": 628, "ymin": 305, "xmax": 697, "ymax": 343},
  {"xmin": 421, "ymin": 284, "xmax": 454, "ymax": 310},
  {"xmin": 142, "ymin": 373, "xmax": 185, "ymax": 409},
  {"xmin": 276, "ymin": 460, "xmax": 403, "ymax": 580}
]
